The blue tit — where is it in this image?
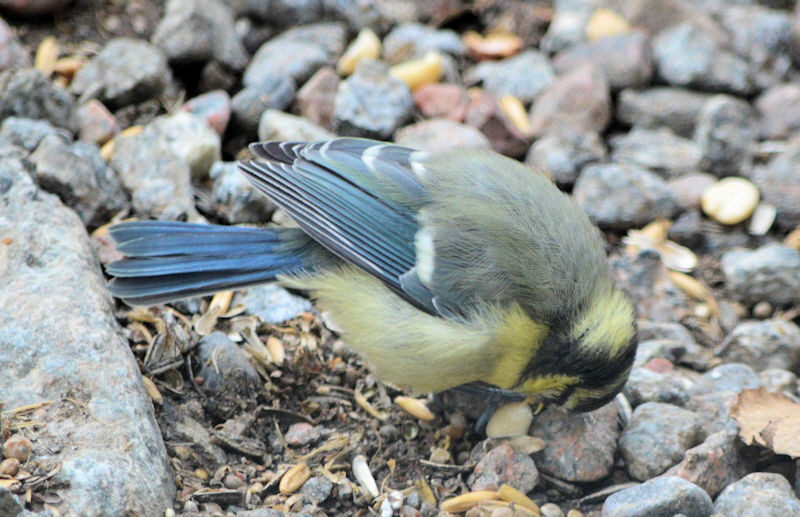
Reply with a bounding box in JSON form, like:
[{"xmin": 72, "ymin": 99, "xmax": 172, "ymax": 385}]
[{"xmin": 107, "ymin": 138, "xmax": 636, "ymax": 415}]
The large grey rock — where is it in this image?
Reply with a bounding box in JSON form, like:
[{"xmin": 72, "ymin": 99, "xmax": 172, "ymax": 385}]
[
  {"xmin": 602, "ymin": 476, "xmax": 712, "ymax": 517},
  {"xmin": 0, "ymin": 68, "xmax": 74, "ymax": 130},
  {"xmin": 0, "ymin": 140, "xmax": 175, "ymax": 516}
]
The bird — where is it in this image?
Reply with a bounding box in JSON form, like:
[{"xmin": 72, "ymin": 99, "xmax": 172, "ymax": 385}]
[{"xmin": 106, "ymin": 138, "xmax": 637, "ymax": 417}]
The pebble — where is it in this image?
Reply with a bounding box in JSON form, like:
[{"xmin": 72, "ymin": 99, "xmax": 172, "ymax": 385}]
[
  {"xmin": 531, "ymin": 404, "xmax": 619, "ymax": 482},
  {"xmin": 148, "ymin": 111, "xmax": 221, "ymax": 180},
  {"xmin": 618, "ymin": 402, "xmax": 701, "ymax": 481},
  {"xmin": 667, "ymin": 173, "xmax": 717, "ymax": 211},
  {"xmin": 0, "ymin": 486, "xmax": 24, "ymax": 517},
  {"xmin": 529, "ymin": 63, "xmax": 612, "ymax": 138},
  {"xmin": 0, "ymin": 116, "xmax": 70, "ymax": 150},
  {"xmin": 689, "ymin": 363, "xmax": 761, "ymax": 398},
  {"xmin": 152, "ymin": 0, "xmax": 248, "ymax": 71},
  {"xmin": 2, "ymin": 435, "xmax": 33, "ymax": 461},
  {"xmin": 717, "ymin": 319, "xmax": 800, "ymax": 371},
  {"xmin": 74, "ymin": 99, "xmax": 118, "ymax": 145},
  {"xmin": 332, "ymin": 60, "xmax": 413, "ymax": 139},
  {"xmin": 30, "ymin": 133, "xmax": 128, "ymax": 228},
  {"xmin": 540, "ymin": 502, "xmax": 565, "ymax": 517},
  {"xmin": 284, "ymin": 423, "xmax": 322, "ymax": 446},
  {"xmin": 602, "ymin": 476, "xmax": 713, "ymax": 517},
  {"xmin": 754, "ymin": 83, "xmax": 800, "ymax": 139},
  {"xmin": 382, "ymin": 22, "xmax": 465, "ymax": 62},
  {"xmin": 718, "ymin": 5, "xmax": 794, "ymax": 91},
  {"xmin": 714, "ymin": 472, "xmax": 800, "ymax": 516},
  {"xmin": 664, "ymin": 429, "xmax": 749, "ymax": 498},
  {"xmin": 468, "ymin": 443, "xmax": 539, "ymax": 493},
  {"xmin": 299, "ymin": 476, "xmax": 333, "ymax": 503},
  {"xmin": 70, "ymin": 37, "xmax": 171, "ymax": 108},
  {"xmin": 616, "ymin": 87, "xmax": 709, "ymax": 137},
  {"xmin": 0, "ymin": 18, "xmax": 31, "ymax": 71},
  {"xmin": 553, "ymin": 31, "xmax": 653, "ymax": 91},
  {"xmin": 258, "ymin": 109, "xmax": 335, "ymax": 143},
  {"xmin": 293, "ymin": 66, "xmax": 339, "ymax": 130},
  {"xmin": 464, "ymin": 89, "xmax": 530, "ymax": 157},
  {"xmin": 721, "ymin": 244, "xmax": 800, "ymax": 306},
  {"xmin": 412, "ymin": 83, "xmax": 469, "ymax": 122},
  {"xmin": 181, "ymin": 89, "xmax": 231, "ymax": 136},
  {"xmin": 750, "ymin": 143, "xmax": 800, "ymax": 229},
  {"xmin": 652, "ymin": 22, "xmax": 754, "ymax": 95},
  {"xmin": 0, "ymin": 68, "xmax": 74, "ymax": 129},
  {"xmin": 540, "ymin": 0, "xmax": 595, "ymax": 54},
  {"xmin": 231, "ymin": 76, "xmax": 296, "ymax": 135},
  {"xmin": 759, "ymin": 368, "xmax": 797, "ymax": 393},
  {"xmin": 609, "ymin": 127, "xmax": 702, "ymax": 179},
  {"xmin": 572, "ymin": 162, "xmax": 680, "ymax": 230},
  {"xmin": 693, "ymin": 95, "xmax": 755, "ymax": 178},
  {"xmin": 467, "ymin": 49, "xmax": 554, "ymax": 104},
  {"xmin": 244, "ymin": 22, "xmax": 346, "ymax": 88},
  {"xmin": 209, "ymin": 161, "xmax": 276, "ymax": 224},
  {"xmin": 623, "ymin": 367, "xmax": 691, "ymax": 407},
  {"xmin": 394, "ymin": 118, "xmax": 490, "ymax": 152},
  {"xmin": 236, "ymin": 283, "xmax": 313, "ymax": 325},
  {"xmin": 197, "ymin": 331, "xmax": 261, "ymax": 395},
  {"xmin": 525, "ymin": 128, "xmax": 606, "ymax": 187},
  {"xmin": 701, "ymin": 177, "xmax": 759, "ymax": 225},
  {"xmin": 110, "ymin": 121, "xmax": 198, "ymax": 221}
]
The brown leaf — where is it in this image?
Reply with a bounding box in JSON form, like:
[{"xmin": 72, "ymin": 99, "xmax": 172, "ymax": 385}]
[{"xmin": 731, "ymin": 388, "xmax": 800, "ymax": 458}]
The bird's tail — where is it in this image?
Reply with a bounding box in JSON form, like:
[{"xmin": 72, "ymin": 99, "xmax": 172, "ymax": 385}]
[{"xmin": 106, "ymin": 221, "xmax": 317, "ymax": 306}]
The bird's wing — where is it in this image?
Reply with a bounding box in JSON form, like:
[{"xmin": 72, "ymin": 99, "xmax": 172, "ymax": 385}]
[{"xmin": 239, "ymin": 138, "xmax": 439, "ymax": 314}]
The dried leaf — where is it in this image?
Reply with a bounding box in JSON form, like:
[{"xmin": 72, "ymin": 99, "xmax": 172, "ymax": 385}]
[{"xmin": 731, "ymin": 388, "xmax": 800, "ymax": 458}]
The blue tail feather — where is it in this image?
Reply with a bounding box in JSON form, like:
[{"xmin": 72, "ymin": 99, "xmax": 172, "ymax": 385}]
[{"xmin": 106, "ymin": 221, "xmax": 318, "ymax": 305}]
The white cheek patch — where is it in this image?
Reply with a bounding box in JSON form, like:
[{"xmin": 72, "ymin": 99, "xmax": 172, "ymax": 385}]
[{"xmin": 415, "ymin": 225, "xmax": 435, "ymax": 285}]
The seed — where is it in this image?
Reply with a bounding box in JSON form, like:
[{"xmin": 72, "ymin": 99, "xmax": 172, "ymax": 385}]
[{"xmin": 279, "ymin": 462, "xmax": 310, "ymax": 494}]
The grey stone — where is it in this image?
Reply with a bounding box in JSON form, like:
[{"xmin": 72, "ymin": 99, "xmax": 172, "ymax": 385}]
[
  {"xmin": 0, "ymin": 18, "xmax": 30, "ymax": 71},
  {"xmin": 469, "ymin": 443, "xmax": 539, "ymax": 493},
  {"xmin": 197, "ymin": 331, "xmax": 260, "ymax": 394},
  {"xmin": 0, "ymin": 68, "xmax": 74, "ymax": 130},
  {"xmin": 619, "ymin": 402, "xmax": 701, "ymax": 480},
  {"xmin": 759, "ymin": 368, "xmax": 797, "ymax": 393},
  {"xmin": 299, "ymin": 476, "xmax": 333, "ymax": 502},
  {"xmin": 161, "ymin": 401, "xmax": 228, "ymax": 468},
  {"xmin": 382, "ymin": 22, "xmax": 465, "ymax": 61},
  {"xmin": 616, "ymin": 87, "xmax": 710, "ymax": 138},
  {"xmin": 210, "ymin": 161, "xmax": 276, "ymax": 224},
  {"xmin": 636, "ymin": 321, "xmax": 696, "ymax": 347},
  {"xmin": 664, "ymin": 429, "xmax": 750, "ymax": 498},
  {"xmin": 755, "ymin": 83, "xmax": 800, "ymax": 140},
  {"xmin": 467, "ymin": 50, "xmax": 554, "ymax": 104},
  {"xmin": 258, "ymin": 109, "xmax": 335, "ymax": 143},
  {"xmin": 237, "ymin": 283, "xmax": 313, "ymax": 325},
  {"xmin": 333, "ymin": 60, "xmax": 413, "ymax": 139},
  {"xmin": 530, "ymin": 403, "xmax": 619, "ymax": 482},
  {"xmin": 624, "ymin": 367, "xmax": 691, "ymax": 407},
  {"xmin": 721, "ymin": 244, "xmax": 800, "ymax": 306},
  {"xmin": 751, "ymin": 144, "xmax": 800, "ymax": 229},
  {"xmin": 653, "ymin": 22, "xmax": 755, "ymax": 94},
  {"xmin": 0, "ymin": 116, "xmax": 71, "ymax": 151},
  {"xmin": 633, "ymin": 339, "xmax": 702, "ymax": 369},
  {"xmin": 152, "ymin": 0, "xmax": 248, "ymax": 70},
  {"xmin": 0, "ymin": 148, "xmax": 174, "ymax": 515},
  {"xmin": 30, "ymin": 134, "xmax": 127, "ymax": 229},
  {"xmin": 71, "ymin": 38, "xmax": 170, "ymax": 108},
  {"xmin": 0, "ymin": 487, "xmax": 23, "ymax": 517},
  {"xmin": 540, "ymin": 0, "xmax": 595, "ymax": 54},
  {"xmin": 244, "ymin": 22, "xmax": 345, "ymax": 87},
  {"xmin": 232, "ymin": 77, "xmax": 296, "ymax": 135},
  {"xmin": 602, "ymin": 476, "xmax": 712, "ymax": 517},
  {"xmin": 573, "ymin": 162, "xmax": 680, "ymax": 229},
  {"xmin": 693, "ymin": 95, "xmax": 755, "ymax": 178},
  {"xmin": 714, "ymin": 473, "xmax": 800, "ymax": 517},
  {"xmin": 148, "ymin": 112, "xmax": 221, "ymax": 180},
  {"xmin": 718, "ymin": 319, "xmax": 800, "ymax": 372},
  {"xmin": 689, "ymin": 363, "xmax": 761, "ymax": 397},
  {"xmin": 525, "ymin": 129, "xmax": 606, "ymax": 187},
  {"xmin": 529, "ymin": 63, "xmax": 611, "ymax": 138},
  {"xmin": 718, "ymin": 5, "xmax": 794, "ymax": 90},
  {"xmin": 394, "ymin": 118, "xmax": 490, "ymax": 152},
  {"xmin": 110, "ymin": 121, "xmax": 198, "ymax": 221},
  {"xmin": 610, "ymin": 127, "xmax": 702, "ymax": 179},
  {"xmin": 554, "ymin": 31, "xmax": 653, "ymax": 90}
]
